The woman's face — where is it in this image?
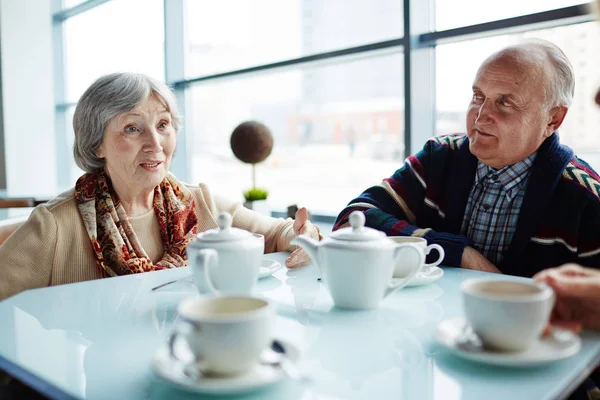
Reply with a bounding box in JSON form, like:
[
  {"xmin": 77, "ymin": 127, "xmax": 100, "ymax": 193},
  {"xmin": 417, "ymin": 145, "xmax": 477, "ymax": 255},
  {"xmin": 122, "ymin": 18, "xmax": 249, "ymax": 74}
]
[{"xmin": 96, "ymin": 93, "xmax": 176, "ymax": 198}]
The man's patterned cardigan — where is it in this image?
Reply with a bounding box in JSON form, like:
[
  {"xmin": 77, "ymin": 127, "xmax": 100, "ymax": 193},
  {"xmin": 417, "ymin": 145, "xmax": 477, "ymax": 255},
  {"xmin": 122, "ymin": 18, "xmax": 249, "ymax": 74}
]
[{"xmin": 334, "ymin": 133, "xmax": 600, "ymax": 277}]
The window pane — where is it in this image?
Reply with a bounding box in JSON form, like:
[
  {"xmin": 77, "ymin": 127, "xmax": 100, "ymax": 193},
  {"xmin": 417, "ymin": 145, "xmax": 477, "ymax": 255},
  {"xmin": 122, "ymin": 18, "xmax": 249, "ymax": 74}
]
[
  {"xmin": 187, "ymin": 52, "xmax": 404, "ymax": 215},
  {"xmin": 63, "ymin": 0, "xmax": 164, "ymax": 102},
  {"xmin": 435, "ymin": 0, "xmax": 582, "ymax": 31},
  {"xmin": 184, "ymin": 0, "xmax": 403, "ymax": 78},
  {"xmin": 435, "ymin": 22, "xmax": 600, "ymax": 171},
  {"xmin": 62, "ymin": 0, "xmax": 87, "ymax": 9}
]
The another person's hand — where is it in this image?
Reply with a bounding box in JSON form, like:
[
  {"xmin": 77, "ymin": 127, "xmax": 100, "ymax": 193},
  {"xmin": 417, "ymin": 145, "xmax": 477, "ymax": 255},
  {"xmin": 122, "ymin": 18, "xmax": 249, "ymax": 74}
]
[
  {"xmin": 286, "ymin": 207, "xmax": 321, "ymax": 269},
  {"xmin": 534, "ymin": 264, "xmax": 600, "ymax": 332},
  {"xmin": 461, "ymin": 246, "xmax": 502, "ymax": 274}
]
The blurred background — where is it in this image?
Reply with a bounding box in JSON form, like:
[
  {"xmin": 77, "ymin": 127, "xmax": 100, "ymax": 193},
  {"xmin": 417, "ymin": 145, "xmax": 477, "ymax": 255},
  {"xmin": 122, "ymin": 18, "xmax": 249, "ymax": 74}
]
[{"xmin": 1, "ymin": 0, "xmax": 598, "ymax": 218}]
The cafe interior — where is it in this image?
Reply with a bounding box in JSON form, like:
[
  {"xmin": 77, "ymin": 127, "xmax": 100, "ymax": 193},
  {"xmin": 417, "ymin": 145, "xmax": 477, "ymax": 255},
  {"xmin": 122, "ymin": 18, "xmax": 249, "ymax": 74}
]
[{"xmin": 0, "ymin": 1, "xmax": 599, "ymax": 399}]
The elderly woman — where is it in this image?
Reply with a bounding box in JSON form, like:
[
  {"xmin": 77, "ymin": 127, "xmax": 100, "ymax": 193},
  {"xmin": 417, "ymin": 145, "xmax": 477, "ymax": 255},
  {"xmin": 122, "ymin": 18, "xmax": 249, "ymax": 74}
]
[{"xmin": 0, "ymin": 72, "xmax": 319, "ymax": 301}]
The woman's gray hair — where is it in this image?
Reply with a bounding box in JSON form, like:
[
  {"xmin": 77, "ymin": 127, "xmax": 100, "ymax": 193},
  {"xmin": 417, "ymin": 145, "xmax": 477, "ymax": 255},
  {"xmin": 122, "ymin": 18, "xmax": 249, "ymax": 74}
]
[{"xmin": 73, "ymin": 72, "xmax": 181, "ymax": 173}]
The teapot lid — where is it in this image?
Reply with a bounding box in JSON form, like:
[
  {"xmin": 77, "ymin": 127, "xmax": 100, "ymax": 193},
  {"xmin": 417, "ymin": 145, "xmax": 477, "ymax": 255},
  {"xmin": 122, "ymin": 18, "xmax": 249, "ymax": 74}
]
[
  {"xmin": 195, "ymin": 212, "xmax": 251, "ymax": 242},
  {"xmin": 330, "ymin": 211, "xmax": 386, "ymax": 241}
]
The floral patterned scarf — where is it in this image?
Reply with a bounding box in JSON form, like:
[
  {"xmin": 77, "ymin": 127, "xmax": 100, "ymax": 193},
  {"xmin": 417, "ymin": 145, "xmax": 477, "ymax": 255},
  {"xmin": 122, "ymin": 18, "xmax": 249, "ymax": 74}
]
[{"xmin": 75, "ymin": 171, "xmax": 198, "ymax": 277}]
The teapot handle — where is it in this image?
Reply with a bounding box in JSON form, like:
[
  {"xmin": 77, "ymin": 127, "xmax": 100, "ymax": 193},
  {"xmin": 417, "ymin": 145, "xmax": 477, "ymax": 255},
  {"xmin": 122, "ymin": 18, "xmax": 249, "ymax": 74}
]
[
  {"xmin": 193, "ymin": 249, "xmax": 219, "ymax": 295},
  {"xmin": 384, "ymin": 244, "xmax": 425, "ymax": 298}
]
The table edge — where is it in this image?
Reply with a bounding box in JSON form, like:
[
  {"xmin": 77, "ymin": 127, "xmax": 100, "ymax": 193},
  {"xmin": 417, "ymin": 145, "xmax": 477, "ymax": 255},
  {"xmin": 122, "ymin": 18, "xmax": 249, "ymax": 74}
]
[{"xmin": 0, "ymin": 354, "xmax": 80, "ymax": 400}]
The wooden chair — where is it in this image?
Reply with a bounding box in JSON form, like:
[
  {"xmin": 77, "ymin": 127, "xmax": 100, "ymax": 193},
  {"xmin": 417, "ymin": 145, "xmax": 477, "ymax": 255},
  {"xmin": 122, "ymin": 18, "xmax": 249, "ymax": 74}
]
[{"xmin": 0, "ymin": 198, "xmax": 35, "ymax": 208}]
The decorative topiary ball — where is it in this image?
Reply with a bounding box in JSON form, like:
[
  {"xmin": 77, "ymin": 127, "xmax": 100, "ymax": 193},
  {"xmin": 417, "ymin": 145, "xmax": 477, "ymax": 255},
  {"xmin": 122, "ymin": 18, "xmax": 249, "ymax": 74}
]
[{"xmin": 230, "ymin": 121, "xmax": 274, "ymax": 164}]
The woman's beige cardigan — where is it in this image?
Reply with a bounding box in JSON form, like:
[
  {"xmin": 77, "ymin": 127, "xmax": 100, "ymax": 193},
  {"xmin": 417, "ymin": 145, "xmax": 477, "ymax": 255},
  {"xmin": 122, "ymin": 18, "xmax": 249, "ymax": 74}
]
[{"xmin": 0, "ymin": 183, "xmax": 296, "ymax": 301}]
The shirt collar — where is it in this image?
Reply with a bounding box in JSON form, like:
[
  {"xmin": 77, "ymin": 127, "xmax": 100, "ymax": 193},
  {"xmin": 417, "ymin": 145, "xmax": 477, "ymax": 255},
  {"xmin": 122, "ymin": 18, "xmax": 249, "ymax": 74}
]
[{"xmin": 475, "ymin": 152, "xmax": 537, "ymax": 198}]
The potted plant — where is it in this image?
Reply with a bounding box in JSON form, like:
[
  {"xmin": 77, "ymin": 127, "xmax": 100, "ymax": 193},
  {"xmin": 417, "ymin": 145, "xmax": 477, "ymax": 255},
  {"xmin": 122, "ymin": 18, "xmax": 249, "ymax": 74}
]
[{"xmin": 230, "ymin": 121, "xmax": 274, "ymax": 216}]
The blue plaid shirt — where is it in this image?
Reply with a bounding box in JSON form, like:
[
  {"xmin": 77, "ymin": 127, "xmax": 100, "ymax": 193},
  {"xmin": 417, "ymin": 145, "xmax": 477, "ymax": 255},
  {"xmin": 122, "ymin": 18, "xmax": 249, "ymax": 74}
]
[{"xmin": 461, "ymin": 152, "xmax": 537, "ymax": 265}]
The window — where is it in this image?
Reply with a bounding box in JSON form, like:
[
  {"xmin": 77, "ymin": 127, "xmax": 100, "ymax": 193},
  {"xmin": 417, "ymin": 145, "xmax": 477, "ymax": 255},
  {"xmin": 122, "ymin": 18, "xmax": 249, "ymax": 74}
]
[
  {"xmin": 62, "ymin": 0, "xmax": 165, "ymax": 102},
  {"xmin": 184, "ymin": 0, "xmax": 403, "ymax": 78},
  {"xmin": 435, "ymin": 0, "xmax": 583, "ymax": 31},
  {"xmin": 187, "ymin": 52, "xmax": 404, "ymax": 215}
]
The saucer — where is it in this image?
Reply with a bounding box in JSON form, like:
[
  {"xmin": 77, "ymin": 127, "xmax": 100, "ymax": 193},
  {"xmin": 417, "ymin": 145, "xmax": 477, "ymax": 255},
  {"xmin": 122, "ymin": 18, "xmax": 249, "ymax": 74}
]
[
  {"xmin": 435, "ymin": 317, "xmax": 581, "ymax": 367},
  {"xmin": 152, "ymin": 339, "xmax": 300, "ymax": 395},
  {"xmin": 405, "ymin": 266, "xmax": 444, "ymax": 287},
  {"xmin": 259, "ymin": 259, "xmax": 283, "ymax": 279}
]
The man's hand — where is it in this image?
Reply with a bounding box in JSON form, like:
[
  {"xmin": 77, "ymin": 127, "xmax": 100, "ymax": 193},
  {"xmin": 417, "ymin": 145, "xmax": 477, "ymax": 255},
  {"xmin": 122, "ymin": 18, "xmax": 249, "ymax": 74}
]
[
  {"xmin": 286, "ymin": 207, "xmax": 321, "ymax": 269},
  {"xmin": 461, "ymin": 246, "xmax": 502, "ymax": 273},
  {"xmin": 534, "ymin": 264, "xmax": 600, "ymax": 331}
]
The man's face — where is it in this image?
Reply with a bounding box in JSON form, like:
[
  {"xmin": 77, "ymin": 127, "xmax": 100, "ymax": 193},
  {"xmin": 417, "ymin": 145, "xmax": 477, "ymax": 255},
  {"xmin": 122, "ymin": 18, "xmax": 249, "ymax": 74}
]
[{"xmin": 466, "ymin": 54, "xmax": 560, "ymax": 169}]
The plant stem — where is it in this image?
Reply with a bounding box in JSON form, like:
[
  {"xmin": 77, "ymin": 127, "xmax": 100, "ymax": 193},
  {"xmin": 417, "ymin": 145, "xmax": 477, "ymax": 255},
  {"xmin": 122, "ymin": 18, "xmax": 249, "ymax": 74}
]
[{"xmin": 252, "ymin": 164, "xmax": 256, "ymax": 189}]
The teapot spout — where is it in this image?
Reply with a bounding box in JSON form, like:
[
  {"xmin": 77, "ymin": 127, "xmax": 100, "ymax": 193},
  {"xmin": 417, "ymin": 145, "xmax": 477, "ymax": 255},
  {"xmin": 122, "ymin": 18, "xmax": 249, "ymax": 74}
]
[{"xmin": 290, "ymin": 235, "xmax": 320, "ymax": 267}]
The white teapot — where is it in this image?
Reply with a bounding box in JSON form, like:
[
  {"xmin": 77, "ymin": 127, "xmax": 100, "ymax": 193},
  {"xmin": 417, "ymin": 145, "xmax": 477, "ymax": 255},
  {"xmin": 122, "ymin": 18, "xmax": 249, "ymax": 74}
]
[
  {"xmin": 187, "ymin": 212, "xmax": 264, "ymax": 295},
  {"xmin": 291, "ymin": 211, "xmax": 425, "ymax": 310}
]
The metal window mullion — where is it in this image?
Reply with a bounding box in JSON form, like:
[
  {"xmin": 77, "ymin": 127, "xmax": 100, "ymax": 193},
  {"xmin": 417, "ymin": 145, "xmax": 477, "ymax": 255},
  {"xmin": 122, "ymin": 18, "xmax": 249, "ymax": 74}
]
[
  {"xmin": 164, "ymin": 0, "xmax": 188, "ymax": 181},
  {"xmin": 53, "ymin": 0, "xmax": 112, "ymax": 22},
  {"xmin": 52, "ymin": 0, "xmax": 71, "ymax": 190}
]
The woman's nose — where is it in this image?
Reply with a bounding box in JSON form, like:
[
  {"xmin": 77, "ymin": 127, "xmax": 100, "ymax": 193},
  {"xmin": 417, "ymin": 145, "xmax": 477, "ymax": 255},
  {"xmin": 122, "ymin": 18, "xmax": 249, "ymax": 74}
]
[{"xmin": 144, "ymin": 128, "xmax": 163, "ymax": 152}]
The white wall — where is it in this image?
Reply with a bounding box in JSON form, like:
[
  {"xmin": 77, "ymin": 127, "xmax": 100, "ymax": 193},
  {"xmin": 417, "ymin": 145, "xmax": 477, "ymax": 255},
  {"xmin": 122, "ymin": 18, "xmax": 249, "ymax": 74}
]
[{"xmin": 1, "ymin": 0, "xmax": 56, "ymax": 196}]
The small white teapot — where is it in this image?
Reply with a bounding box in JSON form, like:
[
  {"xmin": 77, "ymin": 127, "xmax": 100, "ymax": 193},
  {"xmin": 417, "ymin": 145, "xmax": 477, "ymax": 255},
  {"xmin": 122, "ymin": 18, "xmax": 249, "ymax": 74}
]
[
  {"xmin": 291, "ymin": 211, "xmax": 425, "ymax": 310},
  {"xmin": 187, "ymin": 212, "xmax": 264, "ymax": 295}
]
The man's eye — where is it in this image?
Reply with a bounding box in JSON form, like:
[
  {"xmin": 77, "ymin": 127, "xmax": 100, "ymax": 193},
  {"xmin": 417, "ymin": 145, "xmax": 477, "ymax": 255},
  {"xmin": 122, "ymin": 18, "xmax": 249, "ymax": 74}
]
[
  {"xmin": 472, "ymin": 93, "xmax": 484, "ymax": 103},
  {"xmin": 499, "ymin": 100, "xmax": 512, "ymax": 107}
]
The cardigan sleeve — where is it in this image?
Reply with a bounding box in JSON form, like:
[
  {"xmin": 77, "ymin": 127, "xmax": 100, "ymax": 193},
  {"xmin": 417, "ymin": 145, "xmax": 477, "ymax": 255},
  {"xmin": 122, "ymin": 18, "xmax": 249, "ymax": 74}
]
[
  {"xmin": 575, "ymin": 201, "xmax": 600, "ymax": 268},
  {"xmin": 0, "ymin": 206, "xmax": 57, "ymax": 301},
  {"xmin": 195, "ymin": 183, "xmax": 296, "ymax": 253},
  {"xmin": 334, "ymin": 138, "xmax": 471, "ymax": 267}
]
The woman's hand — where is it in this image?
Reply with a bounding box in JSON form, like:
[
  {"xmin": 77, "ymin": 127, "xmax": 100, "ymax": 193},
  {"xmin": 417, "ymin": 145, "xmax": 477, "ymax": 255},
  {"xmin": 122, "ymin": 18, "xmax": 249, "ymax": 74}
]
[
  {"xmin": 286, "ymin": 207, "xmax": 321, "ymax": 269},
  {"xmin": 534, "ymin": 264, "xmax": 600, "ymax": 332}
]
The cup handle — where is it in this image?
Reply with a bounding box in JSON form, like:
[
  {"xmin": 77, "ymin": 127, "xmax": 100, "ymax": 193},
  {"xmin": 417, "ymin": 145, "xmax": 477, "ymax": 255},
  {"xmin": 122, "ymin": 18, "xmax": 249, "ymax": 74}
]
[
  {"xmin": 384, "ymin": 244, "xmax": 425, "ymax": 297},
  {"xmin": 424, "ymin": 244, "xmax": 445, "ymax": 268},
  {"xmin": 194, "ymin": 249, "xmax": 219, "ymax": 295},
  {"xmin": 168, "ymin": 320, "xmax": 200, "ymax": 364}
]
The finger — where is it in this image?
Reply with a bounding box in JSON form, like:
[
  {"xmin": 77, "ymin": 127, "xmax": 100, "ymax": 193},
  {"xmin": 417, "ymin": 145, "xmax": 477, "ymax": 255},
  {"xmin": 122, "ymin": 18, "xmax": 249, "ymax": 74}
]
[
  {"xmin": 547, "ymin": 274, "xmax": 600, "ymax": 300},
  {"xmin": 299, "ymin": 221, "xmax": 320, "ymax": 240},
  {"xmin": 548, "ymin": 320, "xmax": 582, "ymax": 333},
  {"xmin": 286, "ymin": 248, "xmax": 311, "ymax": 269},
  {"xmin": 293, "ymin": 207, "xmax": 309, "ymax": 235}
]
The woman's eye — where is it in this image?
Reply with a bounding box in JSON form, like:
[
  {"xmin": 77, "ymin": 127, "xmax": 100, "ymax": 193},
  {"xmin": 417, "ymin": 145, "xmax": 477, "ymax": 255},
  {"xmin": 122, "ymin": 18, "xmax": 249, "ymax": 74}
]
[
  {"xmin": 158, "ymin": 121, "xmax": 169, "ymax": 129},
  {"xmin": 125, "ymin": 126, "xmax": 138, "ymax": 133}
]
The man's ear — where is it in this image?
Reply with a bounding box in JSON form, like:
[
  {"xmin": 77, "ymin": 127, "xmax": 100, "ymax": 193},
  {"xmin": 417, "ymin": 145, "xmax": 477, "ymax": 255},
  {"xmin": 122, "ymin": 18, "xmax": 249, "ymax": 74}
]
[{"xmin": 545, "ymin": 106, "xmax": 568, "ymax": 137}]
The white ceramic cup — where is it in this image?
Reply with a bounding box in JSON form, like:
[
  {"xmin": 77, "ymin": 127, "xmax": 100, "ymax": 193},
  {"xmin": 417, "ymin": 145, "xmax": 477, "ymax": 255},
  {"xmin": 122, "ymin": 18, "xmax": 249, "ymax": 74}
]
[
  {"xmin": 187, "ymin": 234, "xmax": 264, "ymax": 296},
  {"xmin": 169, "ymin": 296, "xmax": 273, "ymax": 376},
  {"xmin": 461, "ymin": 278, "xmax": 555, "ymax": 352},
  {"xmin": 389, "ymin": 237, "xmax": 445, "ymax": 278}
]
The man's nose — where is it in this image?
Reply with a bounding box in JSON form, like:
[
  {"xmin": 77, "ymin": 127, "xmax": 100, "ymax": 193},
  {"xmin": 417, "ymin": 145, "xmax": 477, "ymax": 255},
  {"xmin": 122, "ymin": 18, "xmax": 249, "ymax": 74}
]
[
  {"xmin": 595, "ymin": 88, "xmax": 600, "ymax": 107},
  {"xmin": 475, "ymin": 98, "xmax": 493, "ymax": 123}
]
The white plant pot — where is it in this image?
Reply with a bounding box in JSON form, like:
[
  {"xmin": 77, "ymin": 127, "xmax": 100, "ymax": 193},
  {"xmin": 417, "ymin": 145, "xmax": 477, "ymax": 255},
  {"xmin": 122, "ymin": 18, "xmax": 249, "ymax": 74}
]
[{"xmin": 243, "ymin": 200, "xmax": 271, "ymax": 216}]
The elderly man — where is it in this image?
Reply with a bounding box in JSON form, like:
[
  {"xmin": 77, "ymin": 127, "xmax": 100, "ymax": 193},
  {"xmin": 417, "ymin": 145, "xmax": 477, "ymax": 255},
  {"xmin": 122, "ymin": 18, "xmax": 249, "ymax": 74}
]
[{"xmin": 334, "ymin": 39, "xmax": 600, "ymax": 277}]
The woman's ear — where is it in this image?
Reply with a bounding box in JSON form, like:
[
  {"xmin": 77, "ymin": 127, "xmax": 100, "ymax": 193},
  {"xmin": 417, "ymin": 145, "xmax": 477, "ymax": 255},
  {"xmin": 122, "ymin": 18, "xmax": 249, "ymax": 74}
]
[{"xmin": 95, "ymin": 146, "xmax": 104, "ymax": 158}]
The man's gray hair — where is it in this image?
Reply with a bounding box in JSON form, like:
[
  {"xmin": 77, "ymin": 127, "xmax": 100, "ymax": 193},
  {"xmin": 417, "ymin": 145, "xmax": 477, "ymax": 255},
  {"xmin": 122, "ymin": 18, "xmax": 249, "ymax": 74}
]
[
  {"xmin": 486, "ymin": 39, "xmax": 575, "ymax": 110},
  {"xmin": 73, "ymin": 72, "xmax": 181, "ymax": 173}
]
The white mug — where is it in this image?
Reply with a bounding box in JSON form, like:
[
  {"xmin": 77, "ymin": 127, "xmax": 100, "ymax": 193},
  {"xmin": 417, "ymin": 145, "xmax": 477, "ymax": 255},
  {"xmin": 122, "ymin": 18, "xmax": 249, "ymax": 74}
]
[
  {"xmin": 389, "ymin": 236, "xmax": 445, "ymax": 278},
  {"xmin": 461, "ymin": 278, "xmax": 555, "ymax": 351},
  {"xmin": 169, "ymin": 296, "xmax": 273, "ymax": 376}
]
